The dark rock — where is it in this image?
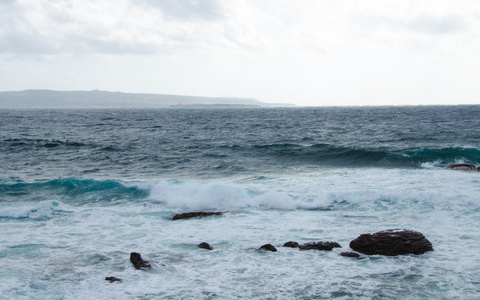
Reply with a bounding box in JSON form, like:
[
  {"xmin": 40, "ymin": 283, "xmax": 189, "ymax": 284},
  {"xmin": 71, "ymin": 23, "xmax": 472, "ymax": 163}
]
[
  {"xmin": 283, "ymin": 241, "xmax": 300, "ymax": 248},
  {"xmin": 105, "ymin": 276, "xmax": 122, "ymax": 283},
  {"xmin": 349, "ymin": 229, "xmax": 433, "ymax": 256},
  {"xmin": 197, "ymin": 242, "xmax": 213, "ymax": 250},
  {"xmin": 446, "ymin": 163, "xmax": 478, "ymax": 171},
  {"xmin": 130, "ymin": 252, "xmax": 151, "ymax": 269},
  {"xmin": 299, "ymin": 241, "xmax": 342, "ymax": 251},
  {"xmin": 257, "ymin": 244, "xmax": 277, "ymax": 252},
  {"xmin": 172, "ymin": 211, "xmax": 223, "ymax": 220},
  {"xmin": 340, "ymin": 252, "xmax": 361, "ymax": 258},
  {"xmin": 99, "ymin": 257, "xmax": 110, "ymax": 261}
]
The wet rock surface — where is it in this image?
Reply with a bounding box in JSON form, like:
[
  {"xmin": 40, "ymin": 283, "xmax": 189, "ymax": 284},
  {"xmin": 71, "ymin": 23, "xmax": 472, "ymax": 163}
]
[
  {"xmin": 446, "ymin": 163, "xmax": 478, "ymax": 171},
  {"xmin": 172, "ymin": 211, "xmax": 223, "ymax": 220},
  {"xmin": 105, "ymin": 276, "xmax": 122, "ymax": 283},
  {"xmin": 340, "ymin": 252, "xmax": 361, "ymax": 258},
  {"xmin": 257, "ymin": 244, "xmax": 277, "ymax": 252},
  {"xmin": 197, "ymin": 242, "xmax": 214, "ymax": 250},
  {"xmin": 349, "ymin": 229, "xmax": 433, "ymax": 256},
  {"xmin": 130, "ymin": 252, "xmax": 152, "ymax": 269},
  {"xmin": 299, "ymin": 241, "xmax": 342, "ymax": 251},
  {"xmin": 282, "ymin": 241, "xmax": 300, "ymax": 248}
]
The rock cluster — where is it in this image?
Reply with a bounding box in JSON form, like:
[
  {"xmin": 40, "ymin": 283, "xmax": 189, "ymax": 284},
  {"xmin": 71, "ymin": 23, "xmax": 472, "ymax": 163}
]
[{"xmin": 103, "ymin": 221, "xmax": 434, "ymax": 283}]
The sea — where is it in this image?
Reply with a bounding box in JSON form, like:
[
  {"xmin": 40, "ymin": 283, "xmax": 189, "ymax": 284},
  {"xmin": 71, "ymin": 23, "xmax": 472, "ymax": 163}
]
[{"xmin": 1, "ymin": 106, "xmax": 479, "ymax": 299}]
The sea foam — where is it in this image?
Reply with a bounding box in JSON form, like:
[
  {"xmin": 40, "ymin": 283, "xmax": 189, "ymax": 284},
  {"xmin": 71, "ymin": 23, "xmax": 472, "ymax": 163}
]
[
  {"xmin": 147, "ymin": 180, "xmax": 299, "ymax": 210},
  {"xmin": 0, "ymin": 200, "xmax": 72, "ymax": 219}
]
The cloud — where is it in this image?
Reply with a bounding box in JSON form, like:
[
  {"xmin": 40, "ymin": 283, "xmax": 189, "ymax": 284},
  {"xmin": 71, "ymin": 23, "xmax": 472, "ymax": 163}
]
[
  {"xmin": 352, "ymin": 13, "xmax": 468, "ymax": 36},
  {"xmin": 140, "ymin": 0, "xmax": 224, "ymax": 21},
  {"xmin": 409, "ymin": 15, "xmax": 467, "ymax": 34},
  {"xmin": 0, "ymin": 0, "xmax": 267, "ymax": 56},
  {"xmin": 0, "ymin": 31, "xmax": 57, "ymax": 54},
  {"xmin": 2, "ymin": 0, "xmax": 478, "ymax": 58}
]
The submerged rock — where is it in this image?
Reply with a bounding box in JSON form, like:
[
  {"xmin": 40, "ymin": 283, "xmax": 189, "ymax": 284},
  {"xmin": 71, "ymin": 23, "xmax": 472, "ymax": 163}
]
[
  {"xmin": 197, "ymin": 242, "xmax": 214, "ymax": 250},
  {"xmin": 172, "ymin": 211, "xmax": 223, "ymax": 221},
  {"xmin": 340, "ymin": 252, "xmax": 361, "ymax": 258},
  {"xmin": 299, "ymin": 241, "xmax": 342, "ymax": 251},
  {"xmin": 282, "ymin": 241, "xmax": 300, "ymax": 248},
  {"xmin": 349, "ymin": 229, "xmax": 433, "ymax": 256},
  {"xmin": 130, "ymin": 252, "xmax": 152, "ymax": 270},
  {"xmin": 446, "ymin": 164, "xmax": 478, "ymax": 171},
  {"xmin": 257, "ymin": 244, "xmax": 277, "ymax": 252},
  {"xmin": 105, "ymin": 276, "xmax": 122, "ymax": 283}
]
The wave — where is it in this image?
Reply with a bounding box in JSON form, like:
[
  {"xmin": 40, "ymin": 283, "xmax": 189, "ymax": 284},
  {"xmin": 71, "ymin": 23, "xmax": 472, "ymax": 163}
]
[
  {"xmin": 0, "ymin": 178, "xmax": 312, "ymax": 211},
  {"xmin": 0, "ymin": 177, "xmax": 334, "ymax": 211},
  {"xmin": 2, "ymin": 172, "xmax": 479, "ymax": 214},
  {"xmin": 0, "ymin": 177, "xmax": 149, "ymax": 206},
  {"xmin": 147, "ymin": 180, "xmax": 302, "ymax": 210},
  {"xmin": 146, "ymin": 175, "xmax": 480, "ymax": 213},
  {"xmin": 246, "ymin": 143, "xmax": 480, "ymax": 168}
]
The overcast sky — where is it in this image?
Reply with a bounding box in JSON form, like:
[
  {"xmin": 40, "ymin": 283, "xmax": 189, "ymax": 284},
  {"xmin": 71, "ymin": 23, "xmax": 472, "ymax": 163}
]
[{"xmin": 1, "ymin": 0, "xmax": 480, "ymax": 106}]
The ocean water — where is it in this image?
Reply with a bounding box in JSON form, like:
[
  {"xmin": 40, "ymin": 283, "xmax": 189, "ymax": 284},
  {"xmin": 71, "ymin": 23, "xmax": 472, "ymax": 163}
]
[{"xmin": 1, "ymin": 106, "xmax": 479, "ymax": 299}]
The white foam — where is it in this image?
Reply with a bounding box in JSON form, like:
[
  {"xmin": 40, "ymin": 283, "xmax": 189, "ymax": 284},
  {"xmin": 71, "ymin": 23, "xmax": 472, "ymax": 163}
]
[
  {"xmin": 147, "ymin": 180, "xmax": 300, "ymax": 210},
  {"xmin": 143, "ymin": 167, "xmax": 480, "ymax": 213},
  {"xmin": 0, "ymin": 201, "xmax": 72, "ymax": 219},
  {"xmin": 1, "ymin": 168, "xmax": 480, "ymax": 299},
  {"xmin": 255, "ymin": 191, "xmax": 298, "ymax": 210}
]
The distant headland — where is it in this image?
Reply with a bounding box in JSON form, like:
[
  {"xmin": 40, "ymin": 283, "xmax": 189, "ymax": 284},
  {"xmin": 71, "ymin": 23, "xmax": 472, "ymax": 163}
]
[{"xmin": 0, "ymin": 90, "xmax": 294, "ymax": 109}]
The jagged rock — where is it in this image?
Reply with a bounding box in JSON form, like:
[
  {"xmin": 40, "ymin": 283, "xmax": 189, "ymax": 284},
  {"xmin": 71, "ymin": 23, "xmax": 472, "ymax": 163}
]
[
  {"xmin": 105, "ymin": 276, "xmax": 122, "ymax": 283},
  {"xmin": 349, "ymin": 229, "xmax": 433, "ymax": 256},
  {"xmin": 172, "ymin": 211, "xmax": 223, "ymax": 220},
  {"xmin": 340, "ymin": 252, "xmax": 361, "ymax": 258},
  {"xmin": 257, "ymin": 244, "xmax": 277, "ymax": 252},
  {"xmin": 283, "ymin": 241, "xmax": 300, "ymax": 248},
  {"xmin": 197, "ymin": 242, "xmax": 214, "ymax": 250},
  {"xmin": 446, "ymin": 163, "xmax": 478, "ymax": 171},
  {"xmin": 299, "ymin": 241, "xmax": 341, "ymax": 251},
  {"xmin": 130, "ymin": 252, "xmax": 152, "ymax": 269}
]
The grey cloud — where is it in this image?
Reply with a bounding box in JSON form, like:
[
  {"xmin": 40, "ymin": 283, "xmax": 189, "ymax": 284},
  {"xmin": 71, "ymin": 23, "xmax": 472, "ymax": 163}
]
[
  {"xmin": 139, "ymin": 0, "xmax": 224, "ymax": 21},
  {"xmin": 0, "ymin": 31, "xmax": 57, "ymax": 55},
  {"xmin": 0, "ymin": 0, "xmax": 227, "ymax": 56},
  {"xmin": 0, "ymin": 31, "xmax": 164, "ymax": 55},
  {"xmin": 409, "ymin": 15, "xmax": 467, "ymax": 34},
  {"xmin": 0, "ymin": 2, "xmax": 168, "ymax": 56},
  {"xmin": 0, "ymin": 0, "xmax": 16, "ymax": 7},
  {"xmin": 0, "ymin": 1, "xmax": 55, "ymax": 54},
  {"xmin": 67, "ymin": 36, "xmax": 161, "ymax": 55},
  {"xmin": 352, "ymin": 13, "xmax": 469, "ymax": 35}
]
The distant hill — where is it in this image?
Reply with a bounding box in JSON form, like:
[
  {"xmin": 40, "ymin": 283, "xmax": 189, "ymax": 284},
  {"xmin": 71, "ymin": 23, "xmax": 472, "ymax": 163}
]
[{"xmin": 0, "ymin": 90, "xmax": 293, "ymax": 108}]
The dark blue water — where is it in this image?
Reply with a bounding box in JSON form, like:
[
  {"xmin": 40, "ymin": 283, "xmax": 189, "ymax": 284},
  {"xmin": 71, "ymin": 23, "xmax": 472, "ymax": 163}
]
[{"xmin": 1, "ymin": 106, "xmax": 480, "ymax": 181}]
